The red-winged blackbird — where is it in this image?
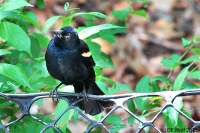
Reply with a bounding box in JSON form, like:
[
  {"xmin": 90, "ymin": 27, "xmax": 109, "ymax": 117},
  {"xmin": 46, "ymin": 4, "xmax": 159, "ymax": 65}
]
[{"xmin": 45, "ymin": 26, "xmax": 114, "ymax": 115}]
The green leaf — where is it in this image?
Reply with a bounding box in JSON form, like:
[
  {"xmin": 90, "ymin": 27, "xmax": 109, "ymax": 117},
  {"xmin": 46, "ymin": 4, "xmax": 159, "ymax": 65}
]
[
  {"xmin": 173, "ymin": 65, "xmax": 190, "ymax": 91},
  {"xmin": 130, "ymin": 9, "xmax": 147, "ymax": 18},
  {"xmin": 194, "ymin": 36, "xmax": 200, "ymax": 41},
  {"xmin": 180, "ymin": 55, "xmax": 200, "ymax": 64},
  {"xmin": 110, "ymin": 125, "xmax": 126, "ymax": 133},
  {"xmin": 128, "ymin": 116, "xmax": 134, "ymax": 124},
  {"xmin": 33, "ymin": 60, "xmax": 49, "ymax": 77},
  {"xmin": 115, "ymin": 84, "xmax": 133, "ymax": 92},
  {"xmin": 20, "ymin": 11, "xmax": 40, "ymax": 30},
  {"xmin": 182, "ymin": 82, "xmax": 199, "ymax": 90},
  {"xmin": 94, "ymin": 66, "xmax": 102, "ymax": 76},
  {"xmin": 135, "ymin": 113, "xmax": 150, "ymax": 132},
  {"xmin": 0, "ymin": 99, "xmax": 15, "ymax": 109},
  {"xmin": 127, "ymin": 99, "xmax": 136, "ymax": 114},
  {"xmin": 31, "ymin": 77, "xmax": 57, "ymax": 91},
  {"xmin": 10, "ymin": 121, "xmax": 26, "ymax": 133},
  {"xmin": 152, "ymin": 76, "xmax": 172, "ymax": 91},
  {"xmin": 145, "ymin": 102, "xmax": 161, "ymax": 111},
  {"xmin": 20, "ymin": 64, "xmax": 39, "ymax": 83},
  {"xmin": 71, "ymin": 12, "xmax": 108, "ymax": 19},
  {"xmin": 191, "ymin": 48, "xmax": 200, "ymax": 55},
  {"xmin": 44, "ymin": 15, "xmax": 62, "ymax": 33},
  {"xmin": 96, "ymin": 81, "xmax": 108, "ymax": 94},
  {"xmin": 188, "ymin": 70, "xmax": 200, "ymax": 80},
  {"xmin": 29, "ymin": 35, "xmax": 40, "ymax": 58},
  {"xmin": 84, "ymin": 21, "xmax": 95, "ymax": 27},
  {"xmin": 164, "ymin": 113, "xmax": 189, "ymax": 133},
  {"xmin": 86, "ymin": 41, "xmax": 101, "ymax": 55},
  {"xmin": 105, "ymin": 114, "xmax": 122, "ymax": 126},
  {"xmin": 136, "ymin": 75, "xmax": 152, "ymax": 93},
  {"xmin": 151, "ymin": 80, "xmax": 160, "ymax": 92},
  {"xmin": 55, "ymin": 100, "xmax": 74, "ymax": 132},
  {"xmin": 61, "ymin": 17, "xmax": 73, "ymax": 27},
  {"xmin": 82, "ymin": 14, "xmax": 97, "ymax": 20},
  {"xmin": 0, "ymin": 49, "xmax": 11, "ymax": 56},
  {"xmin": 173, "ymin": 97, "xmax": 183, "ymax": 110},
  {"xmin": 135, "ymin": 75, "xmax": 151, "ymax": 110},
  {"xmin": 175, "ymin": 117, "xmax": 189, "ymax": 133},
  {"xmin": 107, "ymin": 86, "xmax": 118, "ymax": 94},
  {"xmin": 96, "ymin": 76, "xmax": 116, "ymax": 86},
  {"xmin": 148, "ymin": 96, "xmax": 163, "ymax": 101},
  {"xmin": 72, "ymin": 109, "xmax": 79, "ymax": 123},
  {"xmin": 33, "ymin": 32, "xmax": 50, "ymax": 48},
  {"xmin": 0, "ymin": 81, "xmax": 15, "ymax": 93},
  {"xmin": 89, "ymin": 129, "xmax": 102, "ymax": 133},
  {"xmin": 0, "ymin": 10, "xmax": 20, "ymax": 20},
  {"xmin": 152, "ymin": 76, "xmax": 172, "ymax": 84},
  {"xmin": 25, "ymin": 124, "xmax": 43, "ymax": 133},
  {"xmin": 163, "ymin": 107, "xmax": 178, "ymax": 127},
  {"xmin": 135, "ymin": 97, "xmax": 149, "ymax": 111},
  {"xmin": 0, "ymin": 22, "xmax": 31, "ymax": 55},
  {"xmin": 78, "ymin": 24, "xmax": 126, "ymax": 39},
  {"xmin": 36, "ymin": 0, "xmax": 44, "ymax": 9},
  {"xmin": 0, "ymin": 63, "xmax": 31, "ymax": 88},
  {"xmin": 35, "ymin": 99, "xmax": 43, "ymax": 106},
  {"xmin": 193, "ymin": 36, "xmax": 200, "ymax": 46},
  {"xmin": 1, "ymin": 0, "xmax": 33, "ymax": 11},
  {"xmin": 42, "ymin": 128, "xmax": 54, "ymax": 133},
  {"xmin": 1, "ymin": 108, "xmax": 14, "ymax": 117},
  {"xmin": 100, "ymin": 27, "xmax": 127, "ymax": 35},
  {"xmin": 161, "ymin": 54, "xmax": 181, "ymax": 69},
  {"xmin": 35, "ymin": 124, "xmax": 49, "ymax": 133},
  {"xmin": 181, "ymin": 38, "xmax": 191, "ymax": 48},
  {"xmin": 181, "ymin": 108, "xmax": 192, "ymax": 118},
  {"xmin": 65, "ymin": 128, "xmax": 72, "ymax": 133},
  {"xmin": 17, "ymin": 17, "xmax": 29, "ymax": 32},
  {"xmin": 112, "ymin": 8, "xmax": 130, "ymax": 20},
  {"xmin": 163, "ymin": 98, "xmax": 183, "ymax": 128},
  {"xmin": 99, "ymin": 32, "xmax": 115, "ymax": 43},
  {"xmin": 93, "ymin": 53, "xmax": 115, "ymax": 68},
  {"xmin": 64, "ymin": 2, "xmax": 69, "ymax": 12},
  {"xmin": 18, "ymin": 52, "xmax": 26, "ymax": 62}
]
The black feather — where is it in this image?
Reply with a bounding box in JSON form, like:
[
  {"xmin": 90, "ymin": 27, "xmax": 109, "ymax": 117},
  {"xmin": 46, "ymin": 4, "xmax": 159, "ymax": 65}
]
[{"xmin": 45, "ymin": 26, "xmax": 114, "ymax": 115}]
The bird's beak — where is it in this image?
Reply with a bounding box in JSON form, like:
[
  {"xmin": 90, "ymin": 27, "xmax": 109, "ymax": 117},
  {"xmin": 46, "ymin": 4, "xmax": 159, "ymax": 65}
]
[{"xmin": 51, "ymin": 30, "xmax": 63, "ymax": 39}]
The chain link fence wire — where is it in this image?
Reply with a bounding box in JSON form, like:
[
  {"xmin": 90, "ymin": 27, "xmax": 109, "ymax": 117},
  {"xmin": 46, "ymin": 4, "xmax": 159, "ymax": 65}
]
[{"xmin": 1, "ymin": 89, "xmax": 200, "ymax": 133}]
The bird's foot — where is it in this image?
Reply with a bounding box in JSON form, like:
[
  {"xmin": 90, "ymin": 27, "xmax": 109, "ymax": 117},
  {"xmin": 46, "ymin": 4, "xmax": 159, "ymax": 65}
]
[
  {"xmin": 49, "ymin": 88, "xmax": 59, "ymax": 102},
  {"xmin": 80, "ymin": 89, "xmax": 88, "ymax": 103},
  {"xmin": 49, "ymin": 82, "xmax": 63, "ymax": 102}
]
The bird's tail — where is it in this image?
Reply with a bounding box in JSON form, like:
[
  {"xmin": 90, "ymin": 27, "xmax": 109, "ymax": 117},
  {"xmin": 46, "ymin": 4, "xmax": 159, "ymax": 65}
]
[
  {"xmin": 75, "ymin": 81, "xmax": 114, "ymax": 115},
  {"xmin": 84, "ymin": 81, "xmax": 114, "ymax": 115}
]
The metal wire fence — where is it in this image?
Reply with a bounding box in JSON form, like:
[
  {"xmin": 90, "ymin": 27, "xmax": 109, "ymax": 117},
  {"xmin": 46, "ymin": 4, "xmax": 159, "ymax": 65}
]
[{"xmin": 1, "ymin": 89, "xmax": 200, "ymax": 133}]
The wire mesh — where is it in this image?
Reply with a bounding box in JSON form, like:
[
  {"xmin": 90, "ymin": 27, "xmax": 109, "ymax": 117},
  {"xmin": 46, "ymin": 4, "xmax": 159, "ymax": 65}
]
[{"xmin": 1, "ymin": 89, "xmax": 200, "ymax": 133}]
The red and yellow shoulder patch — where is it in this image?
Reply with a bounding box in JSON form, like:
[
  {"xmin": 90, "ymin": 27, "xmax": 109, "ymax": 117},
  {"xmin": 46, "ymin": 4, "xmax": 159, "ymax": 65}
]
[{"xmin": 81, "ymin": 51, "xmax": 91, "ymax": 57}]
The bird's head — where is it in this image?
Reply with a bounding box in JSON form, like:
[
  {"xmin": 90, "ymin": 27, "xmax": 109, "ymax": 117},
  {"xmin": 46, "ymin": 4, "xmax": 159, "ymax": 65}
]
[{"xmin": 51, "ymin": 26, "xmax": 79, "ymax": 49}]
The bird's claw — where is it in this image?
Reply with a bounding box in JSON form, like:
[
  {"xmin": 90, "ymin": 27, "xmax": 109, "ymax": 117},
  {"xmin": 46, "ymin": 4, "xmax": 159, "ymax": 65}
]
[
  {"xmin": 49, "ymin": 89, "xmax": 59, "ymax": 102},
  {"xmin": 49, "ymin": 82, "xmax": 63, "ymax": 102},
  {"xmin": 80, "ymin": 89, "xmax": 88, "ymax": 103}
]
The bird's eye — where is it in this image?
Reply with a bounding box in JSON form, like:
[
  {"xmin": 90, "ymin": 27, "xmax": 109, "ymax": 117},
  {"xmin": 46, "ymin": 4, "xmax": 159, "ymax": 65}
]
[{"xmin": 64, "ymin": 33, "xmax": 71, "ymax": 40}]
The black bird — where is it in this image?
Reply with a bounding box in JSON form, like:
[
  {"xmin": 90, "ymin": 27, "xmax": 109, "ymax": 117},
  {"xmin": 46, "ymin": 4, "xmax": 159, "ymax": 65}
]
[{"xmin": 45, "ymin": 26, "xmax": 114, "ymax": 115}]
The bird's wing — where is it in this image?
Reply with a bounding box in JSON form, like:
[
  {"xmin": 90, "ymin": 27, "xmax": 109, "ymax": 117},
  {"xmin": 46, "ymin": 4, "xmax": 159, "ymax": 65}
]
[{"xmin": 79, "ymin": 40, "xmax": 95, "ymax": 68}]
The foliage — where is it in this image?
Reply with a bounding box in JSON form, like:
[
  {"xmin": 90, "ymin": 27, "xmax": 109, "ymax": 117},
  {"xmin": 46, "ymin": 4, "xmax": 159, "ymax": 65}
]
[
  {"xmin": 133, "ymin": 37, "xmax": 200, "ymax": 133},
  {"xmin": 0, "ymin": 0, "xmax": 200, "ymax": 133},
  {"xmin": 0, "ymin": 0, "xmax": 127, "ymax": 132}
]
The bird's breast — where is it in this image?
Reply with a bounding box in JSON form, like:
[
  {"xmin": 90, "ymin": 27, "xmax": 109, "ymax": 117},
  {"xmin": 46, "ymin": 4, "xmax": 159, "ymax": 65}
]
[
  {"xmin": 46, "ymin": 45, "xmax": 88, "ymax": 84},
  {"xmin": 57, "ymin": 50, "xmax": 88, "ymax": 83}
]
